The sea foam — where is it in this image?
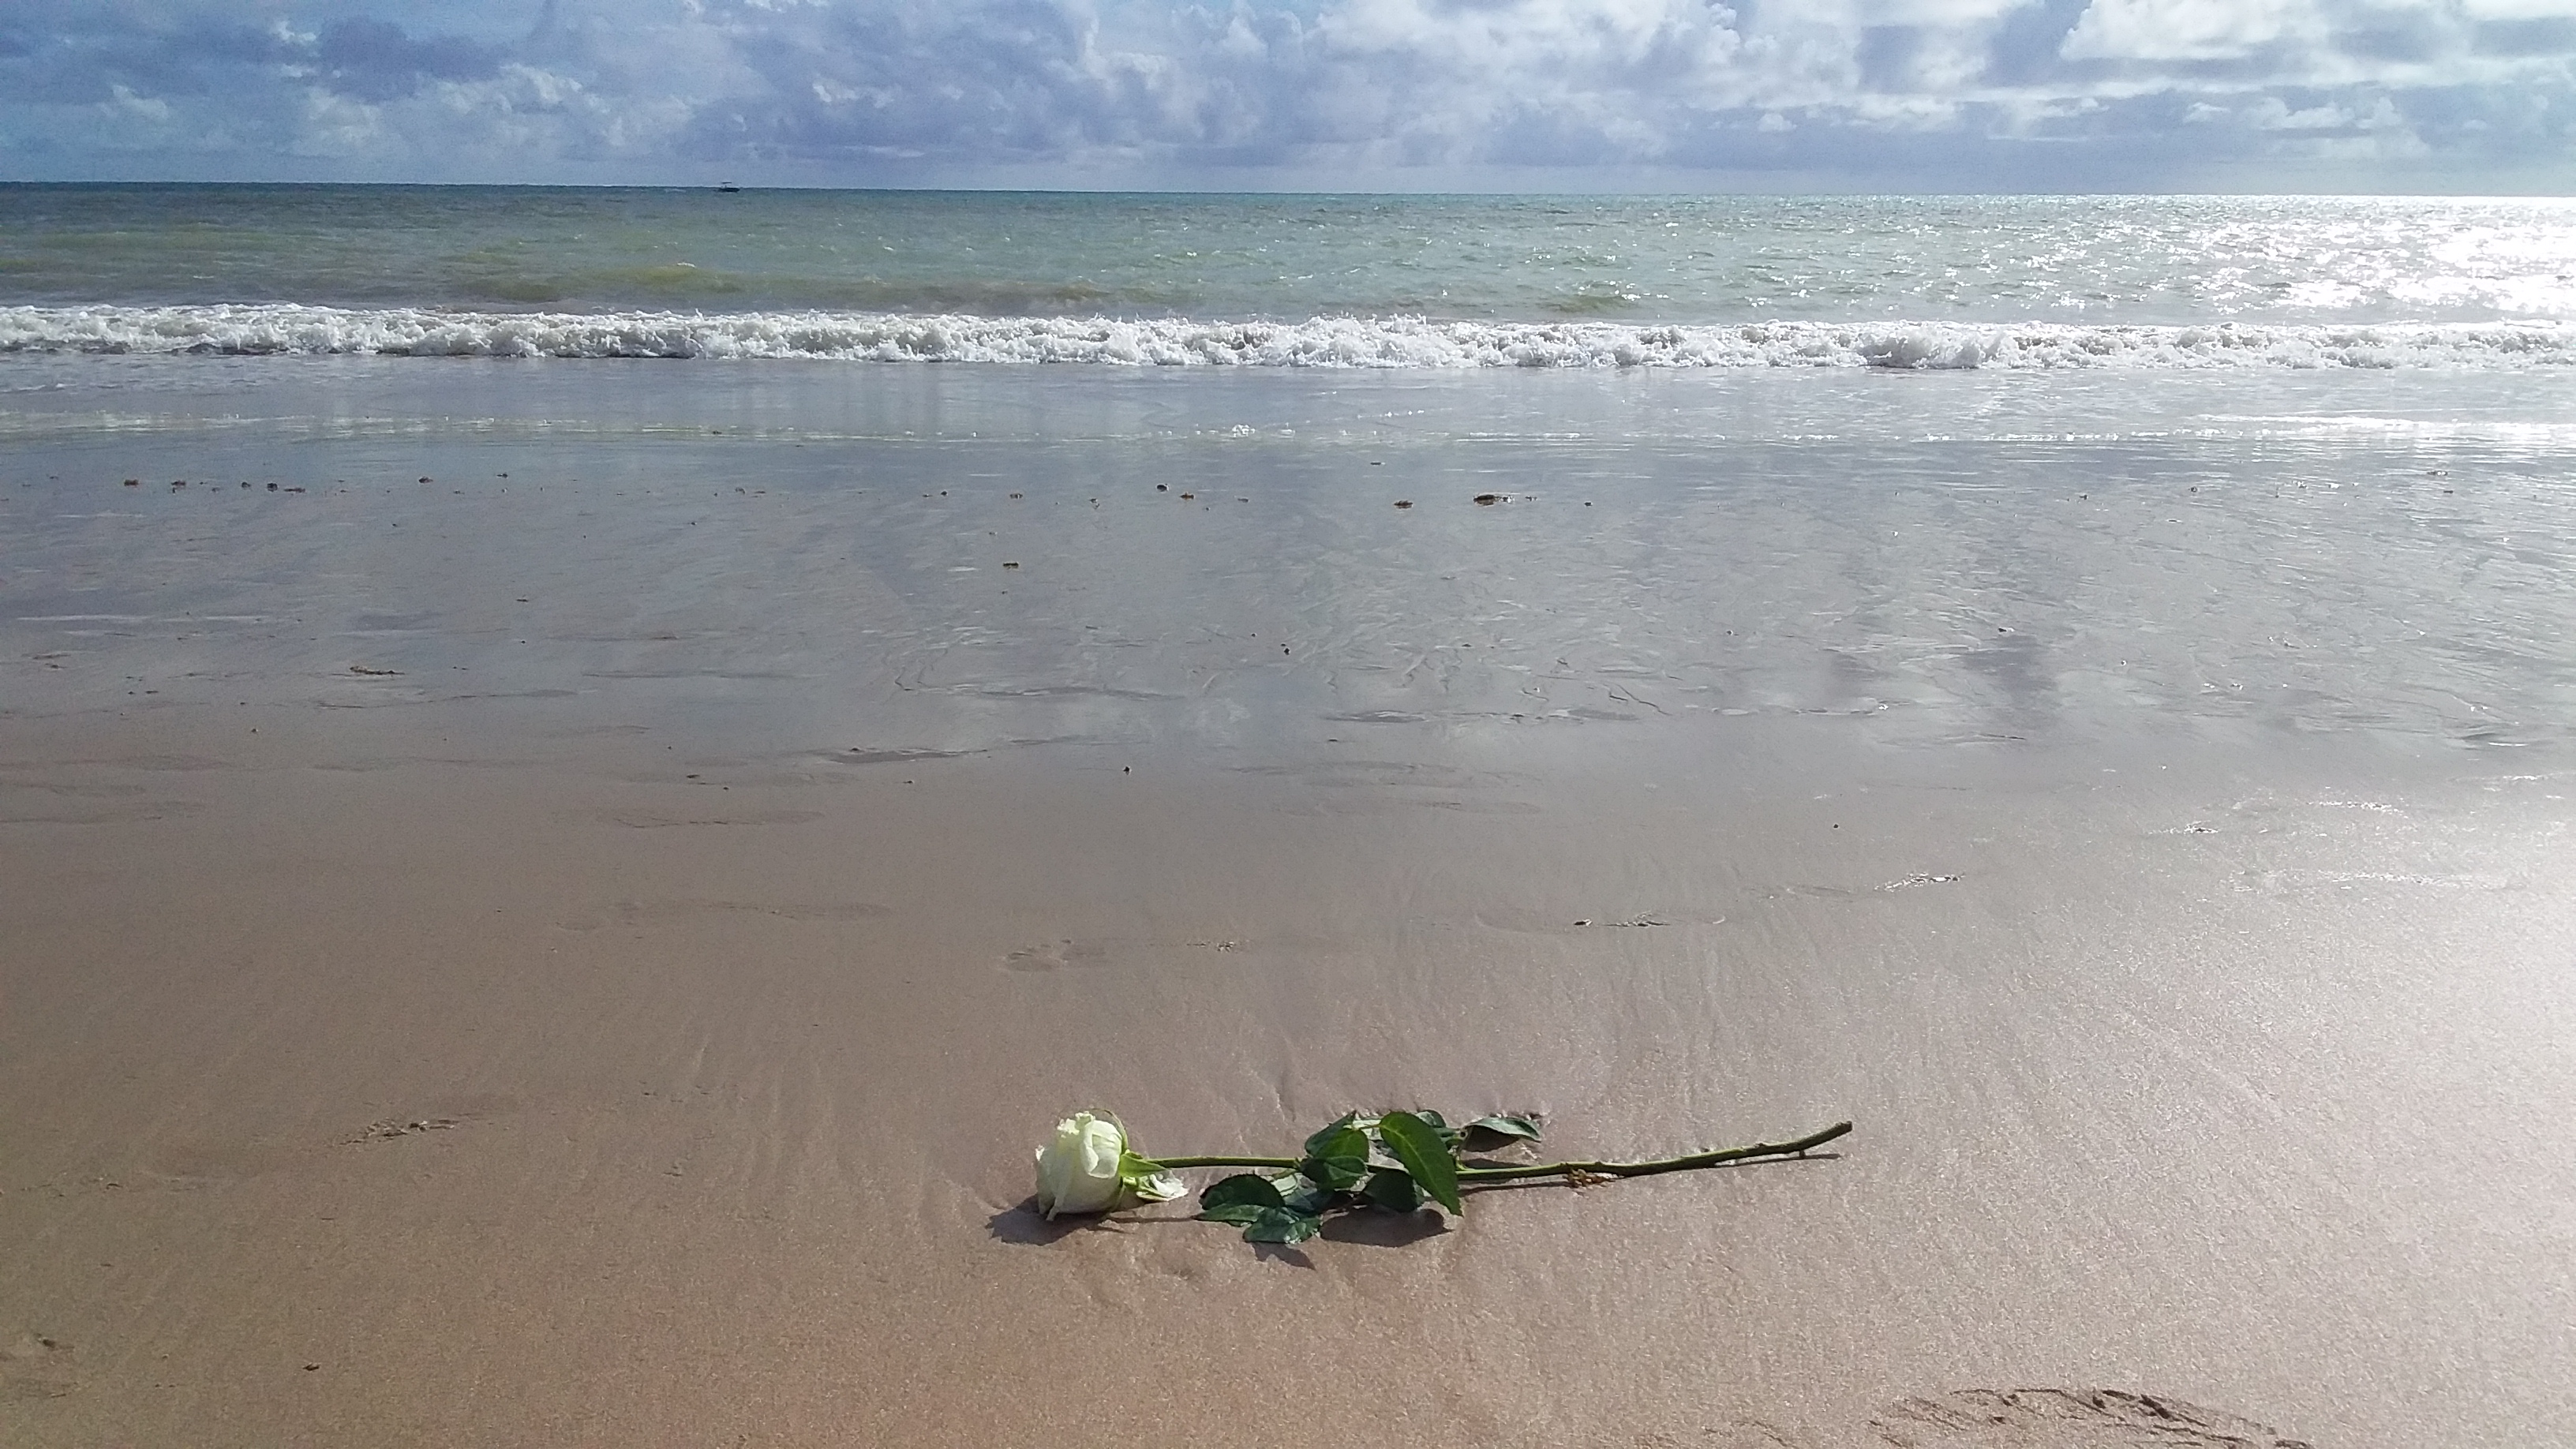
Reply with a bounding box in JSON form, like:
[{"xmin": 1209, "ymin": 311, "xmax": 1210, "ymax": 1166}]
[{"xmin": 4, "ymin": 305, "xmax": 2573, "ymax": 370}]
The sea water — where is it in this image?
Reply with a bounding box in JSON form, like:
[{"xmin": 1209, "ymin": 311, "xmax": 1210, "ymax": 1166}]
[
  {"xmin": 5, "ymin": 186, "xmax": 2575, "ymax": 767},
  {"xmin": 4, "ymin": 186, "xmax": 2574, "ymax": 362}
]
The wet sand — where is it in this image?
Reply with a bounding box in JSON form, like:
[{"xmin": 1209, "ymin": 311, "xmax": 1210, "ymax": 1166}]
[{"xmin": 4, "ymin": 361, "xmax": 2574, "ymax": 1447}]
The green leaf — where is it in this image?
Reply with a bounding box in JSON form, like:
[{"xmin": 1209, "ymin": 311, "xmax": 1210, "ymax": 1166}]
[
  {"xmin": 1198, "ymin": 1203, "xmax": 1275, "ymax": 1228},
  {"xmin": 1273, "ymin": 1174, "xmax": 1335, "ymax": 1215},
  {"xmin": 1199, "ymin": 1174, "xmax": 1285, "ymax": 1215},
  {"xmin": 1301, "ymin": 1112, "xmax": 1361, "ymax": 1159},
  {"xmin": 1241, "ymin": 1206, "xmax": 1323, "ymax": 1245},
  {"xmin": 1360, "ymin": 1168, "xmax": 1424, "ymax": 1212},
  {"xmin": 1299, "ymin": 1124, "xmax": 1370, "ymax": 1193},
  {"xmin": 1411, "ymin": 1108, "xmax": 1466, "ymax": 1152},
  {"xmin": 1461, "ymin": 1114, "xmax": 1542, "ymax": 1151},
  {"xmin": 1377, "ymin": 1110, "xmax": 1463, "ymax": 1215}
]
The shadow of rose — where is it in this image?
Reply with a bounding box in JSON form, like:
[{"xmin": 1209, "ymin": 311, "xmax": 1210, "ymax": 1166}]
[
  {"xmin": 987, "ymin": 1200, "xmax": 1215, "ymax": 1245},
  {"xmin": 1317, "ymin": 1208, "xmax": 1450, "ymax": 1247},
  {"xmin": 986, "ymin": 1199, "xmax": 1099, "ymax": 1245}
]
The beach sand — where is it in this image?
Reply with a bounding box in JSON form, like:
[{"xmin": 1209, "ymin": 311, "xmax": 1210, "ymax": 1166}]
[{"xmin": 4, "ymin": 361, "xmax": 2572, "ymax": 1447}]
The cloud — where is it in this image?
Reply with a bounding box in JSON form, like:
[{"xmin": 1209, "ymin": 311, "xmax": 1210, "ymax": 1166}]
[
  {"xmin": 2060, "ymin": 0, "xmax": 2317, "ymax": 62},
  {"xmin": 314, "ymin": 17, "xmax": 504, "ymax": 101},
  {"xmin": 2477, "ymin": 15, "xmax": 2576, "ymax": 53},
  {"xmin": 0, "ymin": 0, "xmax": 2569, "ymax": 187}
]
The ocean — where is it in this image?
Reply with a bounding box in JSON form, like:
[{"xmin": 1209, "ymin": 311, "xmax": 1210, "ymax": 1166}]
[
  {"xmin": 5, "ymin": 182, "xmax": 2576, "ymax": 758},
  {"xmin": 3, "ymin": 186, "xmax": 2574, "ymax": 365},
  {"xmin": 6, "ymin": 185, "xmax": 2574, "ymax": 760}
]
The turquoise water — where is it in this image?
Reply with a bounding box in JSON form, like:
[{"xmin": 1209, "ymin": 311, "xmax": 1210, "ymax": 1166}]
[{"xmin": 2, "ymin": 187, "xmax": 2574, "ymax": 366}]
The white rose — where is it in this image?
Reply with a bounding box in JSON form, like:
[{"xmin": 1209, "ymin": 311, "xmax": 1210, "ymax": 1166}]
[{"xmin": 1033, "ymin": 1111, "xmax": 1184, "ymax": 1219}]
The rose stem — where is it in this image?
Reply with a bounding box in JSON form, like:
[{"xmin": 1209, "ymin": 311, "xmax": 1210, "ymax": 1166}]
[
  {"xmin": 1146, "ymin": 1121, "xmax": 1852, "ymax": 1180},
  {"xmin": 1454, "ymin": 1120, "xmax": 1852, "ymax": 1183}
]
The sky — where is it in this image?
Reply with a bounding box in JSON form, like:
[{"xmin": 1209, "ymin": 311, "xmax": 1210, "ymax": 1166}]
[{"xmin": 2, "ymin": 0, "xmax": 2572, "ymax": 191}]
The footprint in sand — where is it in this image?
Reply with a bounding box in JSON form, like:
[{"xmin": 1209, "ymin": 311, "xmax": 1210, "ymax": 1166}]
[
  {"xmin": 0, "ymin": 1331, "xmax": 76, "ymax": 1402},
  {"xmin": 346, "ymin": 1095, "xmax": 516, "ymax": 1145},
  {"xmin": 1870, "ymin": 1389, "xmax": 2313, "ymax": 1448},
  {"xmin": 1004, "ymin": 940, "xmax": 1105, "ymax": 972},
  {"xmin": 353, "ymin": 1117, "xmax": 460, "ymax": 1143}
]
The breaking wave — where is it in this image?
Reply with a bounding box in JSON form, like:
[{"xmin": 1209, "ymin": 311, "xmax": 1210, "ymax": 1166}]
[{"xmin": 6, "ymin": 305, "xmax": 2574, "ymax": 370}]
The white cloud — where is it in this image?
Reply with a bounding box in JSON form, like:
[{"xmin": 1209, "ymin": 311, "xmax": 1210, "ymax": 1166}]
[
  {"xmin": 2061, "ymin": 0, "xmax": 2317, "ymax": 62},
  {"xmin": 2252, "ymin": 98, "xmax": 2356, "ymax": 129},
  {"xmin": 297, "ymin": 88, "xmax": 386, "ymax": 155},
  {"xmin": 0, "ymin": 0, "xmax": 2570, "ymax": 187},
  {"xmin": 105, "ymin": 84, "xmax": 174, "ymax": 125}
]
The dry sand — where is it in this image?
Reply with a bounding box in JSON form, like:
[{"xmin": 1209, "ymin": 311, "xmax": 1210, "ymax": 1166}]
[{"xmin": 4, "ymin": 362, "xmax": 2573, "ymax": 1447}]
